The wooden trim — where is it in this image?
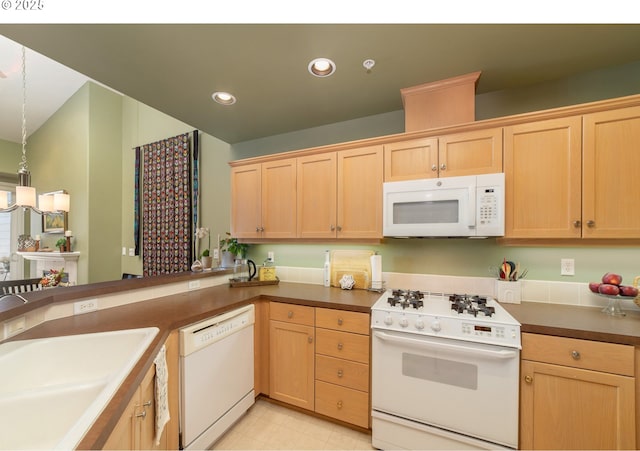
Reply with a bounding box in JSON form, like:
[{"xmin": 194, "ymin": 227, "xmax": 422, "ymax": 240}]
[
  {"xmin": 498, "ymin": 238, "xmax": 640, "ymax": 247},
  {"xmin": 400, "ymin": 71, "xmax": 482, "ymax": 104},
  {"xmin": 229, "ymin": 94, "xmax": 640, "ymax": 167}
]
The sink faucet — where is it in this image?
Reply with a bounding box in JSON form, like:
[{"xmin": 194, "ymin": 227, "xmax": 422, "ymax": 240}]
[{"xmin": 0, "ymin": 293, "xmax": 28, "ymax": 304}]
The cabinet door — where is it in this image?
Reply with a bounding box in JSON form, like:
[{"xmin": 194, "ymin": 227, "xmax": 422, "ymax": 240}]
[
  {"xmin": 438, "ymin": 127, "xmax": 503, "ymax": 177},
  {"xmin": 230, "ymin": 163, "xmax": 262, "ymax": 238},
  {"xmin": 583, "ymin": 106, "xmax": 640, "ymax": 238},
  {"xmin": 520, "ymin": 360, "xmax": 636, "ymax": 450},
  {"xmin": 139, "ymin": 365, "xmax": 167, "ymax": 450},
  {"xmin": 103, "ymin": 389, "xmax": 138, "ymax": 450},
  {"xmin": 384, "ymin": 137, "xmax": 438, "ymax": 181},
  {"xmin": 269, "ymin": 320, "xmax": 315, "ymax": 410},
  {"xmin": 297, "ymin": 153, "xmax": 338, "ymax": 238},
  {"xmin": 337, "ymin": 145, "xmax": 383, "ymax": 239},
  {"xmin": 261, "ymin": 158, "xmax": 297, "ymax": 239},
  {"xmin": 504, "ymin": 117, "xmax": 582, "ymax": 238}
]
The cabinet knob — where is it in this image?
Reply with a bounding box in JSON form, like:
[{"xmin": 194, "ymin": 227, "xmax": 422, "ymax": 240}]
[
  {"xmin": 440, "ymin": 163, "xmax": 447, "ymax": 170},
  {"xmin": 337, "ymin": 369, "xmax": 344, "ymax": 378},
  {"xmin": 260, "ymin": 227, "xmax": 265, "ymax": 232},
  {"xmin": 524, "ymin": 375, "xmax": 533, "ymax": 384},
  {"xmin": 571, "ymin": 350, "xmax": 581, "ymax": 360},
  {"xmin": 337, "ymin": 342, "xmax": 343, "ymax": 350},
  {"xmin": 308, "ymin": 336, "xmax": 313, "ymax": 344},
  {"xmin": 337, "ymin": 400, "xmax": 343, "ymax": 409},
  {"xmin": 336, "ymin": 225, "xmax": 342, "ymax": 232},
  {"xmin": 136, "ymin": 409, "xmax": 147, "ymax": 419},
  {"xmin": 431, "ymin": 165, "xmax": 437, "ymax": 171},
  {"xmin": 256, "ymin": 227, "xmax": 261, "ymax": 232},
  {"xmin": 330, "ymin": 224, "xmax": 335, "ymax": 231},
  {"xmin": 586, "ymin": 220, "xmax": 595, "ymax": 228},
  {"xmin": 573, "ymin": 220, "xmax": 581, "ymax": 228},
  {"xmin": 337, "ymin": 318, "xmax": 343, "ymax": 326},
  {"xmin": 142, "ymin": 400, "xmax": 152, "ymax": 407},
  {"xmin": 287, "ymin": 311, "xmax": 293, "ymax": 318}
]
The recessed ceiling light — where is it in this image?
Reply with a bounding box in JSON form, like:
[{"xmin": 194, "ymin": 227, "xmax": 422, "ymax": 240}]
[
  {"xmin": 308, "ymin": 58, "xmax": 336, "ymax": 77},
  {"xmin": 212, "ymin": 91, "xmax": 236, "ymax": 105}
]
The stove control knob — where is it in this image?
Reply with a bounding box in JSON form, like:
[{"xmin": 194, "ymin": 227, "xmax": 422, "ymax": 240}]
[
  {"xmin": 415, "ymin": 318, "xmax": 425, "ymax": 330},
  {"xmin": 430, "ymin": 320, "xmax": 442, "ymax": 332},
  {"xmin": 399, "ymin": 317, "xmax": 409, "ymax": 328},
  {"xmin": 384, "ymin": 315, "xmax": 393, "ymax": 326}
]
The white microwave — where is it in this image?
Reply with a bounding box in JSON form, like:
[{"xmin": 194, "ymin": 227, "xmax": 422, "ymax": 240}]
[{"xmin": 383, "ymin": 173, "xmax": 505, "ymax": 238}]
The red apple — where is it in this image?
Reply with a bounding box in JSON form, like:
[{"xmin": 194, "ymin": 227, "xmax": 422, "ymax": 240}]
[
  {"xmin": 599, "ymin": 283, "xmax": 620, "ymax": 296},
  {"xmin": 602, "ymin": 272, "xmax": 623, "ymax": 285},
  {"xmin": 588, "ymin": 282, "xmax": 601, "ymax": 293},
  {"xmin": 619, "ymin": 285, "xmax": 639, "ymax": 297}
]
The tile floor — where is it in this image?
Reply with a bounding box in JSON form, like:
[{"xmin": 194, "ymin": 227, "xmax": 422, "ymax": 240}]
[{"xmin": 212, "ymin": 398, "xmax": 376, "ymax": 450}]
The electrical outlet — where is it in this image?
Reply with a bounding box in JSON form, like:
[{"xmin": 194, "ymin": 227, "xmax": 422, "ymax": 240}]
[
  {"xmin": 128, "ymin": 248, "xmax": 135, "ymax": 257},
  {"xmin": 4, "ymin": 316, "xmax": 26, "ymax": 338},
  {"xmin": 74, "ymin": 299, "xmax": 98, "ymax": 315},
  {"xmin": 561, "ymin": 258, "xmax": 575, "ymax": 276},
  {"xmin": 188, "ymin": 280, "xmax": 200, "ymax": 290},
  {"xmin": 268, "ymin": 251, "xmax": 275, "ymax": 262},
  {"xmin": 213, "ymin": 249, "xmax": 219, "ymax": 260}
]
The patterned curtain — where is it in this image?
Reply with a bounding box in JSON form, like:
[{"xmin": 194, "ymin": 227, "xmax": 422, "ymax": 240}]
[{"xmin": 141, "ymin": 133, "xmax": 192, "ymax": 276}]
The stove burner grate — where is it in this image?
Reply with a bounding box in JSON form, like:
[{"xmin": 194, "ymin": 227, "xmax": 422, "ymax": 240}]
[
  {"xmin": 449, "ymin": 294, "xmax": 495, "ymax": 317},
  {"xmin": 387, "ymin": 289, "xmax": 424, "ymax": 310}
]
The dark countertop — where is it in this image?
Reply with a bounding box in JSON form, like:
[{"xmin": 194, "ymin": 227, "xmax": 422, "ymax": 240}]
[
  {"xmin": 503, "ymin": 301, "xmax": 640, "ymax": 346},
  {"xmin": 5, "ymin": 275, "xmax": 640, "ymax": 449}
]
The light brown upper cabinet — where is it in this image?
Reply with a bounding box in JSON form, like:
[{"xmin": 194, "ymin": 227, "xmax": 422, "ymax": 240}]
[
  {"xmin": 504, "ymin": 116, "xmax": 582, "ymax": 238},
  {"xmin": 297, "ymin": 146, "xmax": 383, "ymax": 239},
  {"xmin": 231, "ymin": 158, "xmax": 297, "ymax": 239},
  {"xmin": 504, "ymin": 106, "xmax": 640, "ymax": 239},
  {"xmin": 582, "ymin": 106, "xmax": 640, "ymax": 238},
  {"xmin": 384, "ymin": 128, "xmax": 503, "ymax": 181}
]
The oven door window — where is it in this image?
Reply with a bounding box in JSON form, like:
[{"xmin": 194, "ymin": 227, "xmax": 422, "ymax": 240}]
[{"xmin": 402, "ymin": 352, "xmax": 477, "ymax": 390}]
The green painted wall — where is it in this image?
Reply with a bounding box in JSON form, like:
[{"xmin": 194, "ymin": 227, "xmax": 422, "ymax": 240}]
[
  {"xmin": 120, "ymin": 97, "xmax": 231, "ymax": 277},
  {"xmin": 0, "ymin": 138, "xmax": 21, "ymax": 176}
]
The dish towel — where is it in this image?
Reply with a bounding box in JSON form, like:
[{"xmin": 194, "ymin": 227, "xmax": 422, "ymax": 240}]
[{"xmin": 154, "ymin": 345, "xmax": 170, "ymax": 445}]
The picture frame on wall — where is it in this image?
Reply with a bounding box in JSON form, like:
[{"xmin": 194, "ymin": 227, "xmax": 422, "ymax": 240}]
[{"xmin": 41, "ymin": 190, "xmax": 69, "ymax": 233}]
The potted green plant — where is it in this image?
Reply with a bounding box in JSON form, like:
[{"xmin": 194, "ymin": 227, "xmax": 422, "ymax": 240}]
[
  {"xmin": 55, "ymin": 238, "xmax": 67, "ymax": 252},
  {"xmin": 219, "ymin": 232, "xmax": 248, "ymax": 267},
  {"xmin": 195, "ymin": 227, "xmax": 213, "ymax": 269}
]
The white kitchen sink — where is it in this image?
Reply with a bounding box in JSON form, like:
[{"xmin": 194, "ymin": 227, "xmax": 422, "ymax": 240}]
[{"xmin": 0, "ymin": 327, "xmax": 159, "ymax": 450}]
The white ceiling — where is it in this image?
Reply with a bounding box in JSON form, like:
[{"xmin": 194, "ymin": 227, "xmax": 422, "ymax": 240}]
[
  {"xmin": 1, "ymin": 24, "xmax": 640, "ymax": 144},
  {"xmin": 0, "ymin": 34, "xmax": 93, "ymax": 143}
]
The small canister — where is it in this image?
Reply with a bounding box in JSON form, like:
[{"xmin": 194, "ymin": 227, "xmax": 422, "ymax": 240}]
[{"xmin": 259, "ymin": 258, "xmax": 277, "ymax": 281}]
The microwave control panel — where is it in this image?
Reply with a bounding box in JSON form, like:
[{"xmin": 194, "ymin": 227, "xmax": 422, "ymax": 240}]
[
  {"xmin": 475, "ymin": 173, "xmax": 504, "ymax": 236},
  {"xmin": 478, "ymin": 189, "xmax": 499, "ymax": 225}
]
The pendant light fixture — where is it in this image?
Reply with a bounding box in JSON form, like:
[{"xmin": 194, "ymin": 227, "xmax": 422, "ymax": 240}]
[{"xmin": 0, "ymin": 46, "xmax": 70, "ymax": 214}]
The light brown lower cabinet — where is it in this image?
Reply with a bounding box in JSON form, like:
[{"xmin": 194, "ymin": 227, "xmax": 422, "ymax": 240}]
[
  {"xmin": 266, "ymin": 302, "xmax": 371, "ymax": 429},
  {"xmin": 103, "ymin": 332, "xmax": 179, "ymax": 450},
  {"xmin": 103, "ymin": 362, "xmax": 167, "ymax": 450},
  {"xmin": 520, "ymin": 333, "xmax": 636, "ymax": 450}
]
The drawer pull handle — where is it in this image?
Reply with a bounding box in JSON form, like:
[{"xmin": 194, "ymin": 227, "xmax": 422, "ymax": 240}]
[
  {"xmin": 337, "ymin": 369, "xmax": 344, "ymax": 378},
  {"xmin": 337, "ymin": 342, "xmax": 343, "ymax": 350},
  {"xmin": 308, "ymin": 336, "xmax": 313, "ymax": 344},
  {"xmin": 571, "ymin": 350, "xmax": 581, "ymax": 360},
  {"xmin": 337, "ymin": 318, "xmax": 343, "ymax": 326},
  {"xmin": 337, "ymin": 400, "xmax": 343, "ymax": 409},
  {"xmin": 524, "ymin": 375, "xmax": 533, "ymax": 384},
  {"xmin": 287, "ymin": 311, "xmax": 293, "ymax": 319}
]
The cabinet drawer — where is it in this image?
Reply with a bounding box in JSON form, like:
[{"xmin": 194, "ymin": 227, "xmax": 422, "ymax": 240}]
[
  {"xmin": 316, "ymin": 308, "xmax": 370, "ymax": 335},
  {"xmin": 521, "ymin": 333, "xmax": 634, "ymax": 376},
  {"xmin": 316, "ymin": 328, "xmax": 370, "ymax": 364},
  {"xmin": 269, "ymin": 302, "xmax": 314, "ymax": 326},
  {"xmin": 315, "ymin": 380, "xmax": 369, "ymax": 428},
  {"xmin": 316, "ymin": 354, "xmax": 369, "ymax": 392}
]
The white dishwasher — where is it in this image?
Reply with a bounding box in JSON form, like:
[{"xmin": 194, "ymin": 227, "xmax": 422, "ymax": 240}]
[{"xmin": 179, "ymin": 304, "xmax": 255, "ymax": 450}]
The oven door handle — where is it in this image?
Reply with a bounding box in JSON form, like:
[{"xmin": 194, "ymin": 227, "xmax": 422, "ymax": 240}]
[{"xmin": 373, "ymin": 330, "xmax": 519, "ymax": 360}]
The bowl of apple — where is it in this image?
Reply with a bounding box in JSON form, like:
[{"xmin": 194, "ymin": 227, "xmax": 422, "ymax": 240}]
[{"xmin": 588, "ymin": 273, "xmax": 640, "ymax": 317}]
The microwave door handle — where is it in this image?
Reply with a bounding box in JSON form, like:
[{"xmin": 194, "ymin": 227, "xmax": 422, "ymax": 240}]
[
  {"xmin": 467, "ymin": 186, "xmax": 476, "ymax": 230},
  {"xmin": 373, "ymin": 330, "xmax": 518, "ymax": 360}
]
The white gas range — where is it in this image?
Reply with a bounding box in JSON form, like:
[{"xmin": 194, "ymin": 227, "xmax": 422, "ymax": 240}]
[{"xmin": 371, "ymin": 289, "xmax": 521, "ymax": 450}]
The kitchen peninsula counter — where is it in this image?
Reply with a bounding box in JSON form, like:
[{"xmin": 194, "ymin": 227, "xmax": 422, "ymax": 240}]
[{"xmin": 4, "ymin": 280, "xmax": 381, "ymax": 449}]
